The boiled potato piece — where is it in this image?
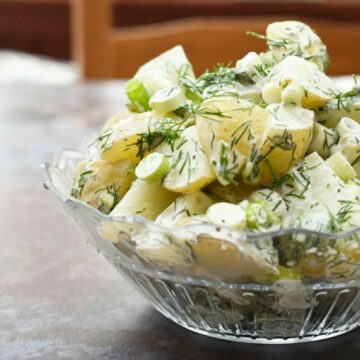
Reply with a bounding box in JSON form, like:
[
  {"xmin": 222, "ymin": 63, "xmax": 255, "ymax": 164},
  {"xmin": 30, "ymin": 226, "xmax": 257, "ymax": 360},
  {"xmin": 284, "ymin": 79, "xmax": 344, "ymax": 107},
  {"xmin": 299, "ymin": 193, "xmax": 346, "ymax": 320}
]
[
  {"xmin": 175, "ymin": 215, "xmax": 209, "ymax": 227},
  {"xmin": 277, "ymin": 152, "xmax": 360, "ymax": 231},
  {"xmin": 321, "ymin": 222, "xmax": 360, "ymax": 280},
  {"xmin": 347, "ymin": 178, "xmax": 360, "ymax": 201},
  {"xmin": 98, "ymin": 179, "xmax": 178, "ymax": 243},
  {"xmin": 235, "ymin": 52, "xmax": 263, "ymax": 83},
  {"xmin": 236, "ymin": 84, "xmax": 263, "ymax": 103},
  {"xmin": 134, "ymin": 45, "xmax": 195, "ymax": 96},
  {"xmin": 71, "ymin": 159, "xmax": 135, "ymax": 214},
  {"xmin": 102, "ymin": 110, "xmax": 132, "ymax": 132},
  {"xmin": 99, "ymin": 179, "xmax": 178, "ymax": 243},
  {"xmin": 336, "ymin": 239, "xmax": 360, "ymax": 263},
  {"xmin": 331, "ymin": 117, "xmax": 360, "ymax": 176},
  {"xmin": 266, "ymin": 21, "xmax": 329, "ymax": 71},
  {"xmin": 155, "ymin": 191, "xmax": 214, "ymax": 228},
  {"xmin": 97, "ymin": 112, "xmax": 153, "ymax": 164},
  {"xmin": 243, "ymin": 103, "xmax": 314, "ymax": 185},
  {"xmin": 307, "ymin": 122, "xmax": 335, "ymax": 158},
  {"xmin": 315, "ymin": 96, "xmax": 360, "ymax": 128},
  {"xmin": 326, "ymin": 152, "xmax": 357, "ymax": 181},
  {"xmin": 192, "ymin": 235, "xmax": 279, "ymax": 279},
  {"xmin": 267, "ymin": 56, "xmax": 338, "ymax": 109},
  {"xmin": 196, "ymin": 97, "xmax": 269, "ymax": 185},
  {"xmin": 160, "ymin": 126, "xmax": 216, "ymax": 192},
  {"xmin": 133, "ymin": 231, "xmax": 193, "ymax": 268},
  {"xmin": 111, "ymin": 179, "xmax": 178, "ymax": 220},
  {"xmin": 196, "ymin": 97, "xmax": 313, "ymax": 186}
]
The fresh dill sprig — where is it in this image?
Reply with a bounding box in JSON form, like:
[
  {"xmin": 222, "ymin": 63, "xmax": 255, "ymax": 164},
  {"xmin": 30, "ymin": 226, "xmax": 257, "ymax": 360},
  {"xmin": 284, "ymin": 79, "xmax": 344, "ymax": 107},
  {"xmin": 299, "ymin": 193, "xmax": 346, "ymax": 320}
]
[
  {"xmin": 129, "ymin": 116, "xmax": 186, "ymax": 159},
  {"xmin": 194, "ymin": 105, "xmax": 232, "ymax": 123},
  {"xmin": 246, "ymin": 30, "xmax": 329, "ymax": 70},
  {"xmin": 217, "ymin": 142, "xmax": 239, "ymax": 186},
  {"xmin": 90, "ymin": 129, "xmax": 112, "ymax": 151},
  {"xmin": 254, "ymin": 63, "xmax": 269, "ymax": 77},
  {"xmin": 197, "ymin": 63, "xmax": 235, "ymax": 88},
  {"xmin": 322, "ymin": 128, "xmax": 340, "ymax": 152},
  {"xmin": 96, "ymin": 183, "xmax": 121, "ymax": 213},
  {"xmin": 336, "ymin": 200, "xmax": 359, "ymax": 226},
  {"xmin": 230, "ymin": 120, "xmax": 254, "ymax": 148},
  {"xmin": 329, "ymin": 85, "xmax": 360, "ymax": 112},
  {"xmin": 268, "ymin": 157, "xmax": 312, "ymax": 206},
  {"xmin": 245, "ymin": 131, "xmax": 296, "ymax": 183},
  {"xmin": 247, "ymin": 31, "xmax": 299, "ymax": 49},
  {"xmin": 233, "ymin": 68, "xmax": 256, "ymax": 85},
  {"xmin": 178, "ymin": 63, "xmax": 241, "ymax": 101}
]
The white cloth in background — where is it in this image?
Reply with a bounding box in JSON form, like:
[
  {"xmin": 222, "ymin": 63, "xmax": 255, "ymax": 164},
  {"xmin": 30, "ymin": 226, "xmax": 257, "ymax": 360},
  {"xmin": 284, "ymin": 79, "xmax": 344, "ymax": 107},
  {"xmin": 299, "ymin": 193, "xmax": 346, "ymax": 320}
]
[{"xmin": 0, "ymin": 51, "xmax": 78, "ymax": 85}]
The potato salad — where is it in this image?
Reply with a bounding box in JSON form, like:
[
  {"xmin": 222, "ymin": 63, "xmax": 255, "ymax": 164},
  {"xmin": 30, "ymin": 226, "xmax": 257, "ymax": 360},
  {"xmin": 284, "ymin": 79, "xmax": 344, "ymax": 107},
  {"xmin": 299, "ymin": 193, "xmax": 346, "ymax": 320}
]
[{"xmin": 70, "ymin": 21, "xmax": 360, "ymax": 281}]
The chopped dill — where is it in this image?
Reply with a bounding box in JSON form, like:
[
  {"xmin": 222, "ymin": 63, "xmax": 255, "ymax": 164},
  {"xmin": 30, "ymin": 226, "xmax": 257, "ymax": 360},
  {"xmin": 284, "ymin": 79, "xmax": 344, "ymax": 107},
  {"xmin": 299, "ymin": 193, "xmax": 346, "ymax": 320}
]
[
  {"xmin": 217, "ymin": 142, "xmax": 239, "ymax": 185},
  {"xmin": 96, "ymin": 183, "xmax": 121, "ymax": 212},
  {"xmin": 130, "ymin": 117, "xmax": 186, "ymax": 159},
  {"xmin": 71, "ymin": 169, "xmax": 93, "ymax": 198},
  {"xmin": 254, "ymin": 63, "xmax": 268, "ymax": 77},
  {"xmin": 90, "ymin": 129, "xmax": 112, "ymax": 151},
  {"xmin": 245, "ymin": 131, "xmax": 296, "ymax": 183}
]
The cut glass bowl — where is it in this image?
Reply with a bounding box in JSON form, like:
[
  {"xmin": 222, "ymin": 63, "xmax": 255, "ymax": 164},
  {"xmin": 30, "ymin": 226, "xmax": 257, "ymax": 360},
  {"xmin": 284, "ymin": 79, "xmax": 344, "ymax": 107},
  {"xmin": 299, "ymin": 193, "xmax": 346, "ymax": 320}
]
[{"xmin": 43, "ymin": 148, "xmax": 360, "ymax": 344}]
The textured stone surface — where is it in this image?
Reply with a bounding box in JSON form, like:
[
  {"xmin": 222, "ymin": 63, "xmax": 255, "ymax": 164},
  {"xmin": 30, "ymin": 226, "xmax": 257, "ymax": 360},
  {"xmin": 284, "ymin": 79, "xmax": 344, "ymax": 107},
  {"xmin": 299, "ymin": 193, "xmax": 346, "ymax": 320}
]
[{"xmin": 0, "ymin": 81, "xmax": 359, "ymax": 360}]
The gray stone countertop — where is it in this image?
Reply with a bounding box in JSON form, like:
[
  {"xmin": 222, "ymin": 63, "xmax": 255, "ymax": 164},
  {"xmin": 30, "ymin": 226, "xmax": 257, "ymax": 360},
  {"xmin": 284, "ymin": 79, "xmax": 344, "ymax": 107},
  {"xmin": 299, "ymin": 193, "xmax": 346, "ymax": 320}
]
[{"xmin": 0, "ymin": 81, "xmax": 359, "ymax": 360}]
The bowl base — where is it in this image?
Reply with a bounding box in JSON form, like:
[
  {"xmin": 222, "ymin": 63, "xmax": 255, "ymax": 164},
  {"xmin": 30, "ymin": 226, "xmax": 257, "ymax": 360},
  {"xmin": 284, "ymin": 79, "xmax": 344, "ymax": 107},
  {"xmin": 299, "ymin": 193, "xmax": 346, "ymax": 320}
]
[{"xmin": 170, "ymin": 317, "xmax": 359, "ymax": 344}]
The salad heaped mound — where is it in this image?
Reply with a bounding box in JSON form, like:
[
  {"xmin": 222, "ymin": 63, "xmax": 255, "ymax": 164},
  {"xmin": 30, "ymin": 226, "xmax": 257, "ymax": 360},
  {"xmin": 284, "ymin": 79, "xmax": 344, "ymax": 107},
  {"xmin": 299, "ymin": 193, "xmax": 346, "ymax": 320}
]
[{"xmin": 71, "ymin": 20, "xmax": 360, "ymax": 235}]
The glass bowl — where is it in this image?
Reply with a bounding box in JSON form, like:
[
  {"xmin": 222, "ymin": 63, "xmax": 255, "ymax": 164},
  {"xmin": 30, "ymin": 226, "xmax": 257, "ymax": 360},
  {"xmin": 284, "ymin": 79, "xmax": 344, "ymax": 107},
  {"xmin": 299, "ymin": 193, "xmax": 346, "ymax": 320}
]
[{"xmin": 43, "ymin": 148, "xmax": 360, "ymax": 344}]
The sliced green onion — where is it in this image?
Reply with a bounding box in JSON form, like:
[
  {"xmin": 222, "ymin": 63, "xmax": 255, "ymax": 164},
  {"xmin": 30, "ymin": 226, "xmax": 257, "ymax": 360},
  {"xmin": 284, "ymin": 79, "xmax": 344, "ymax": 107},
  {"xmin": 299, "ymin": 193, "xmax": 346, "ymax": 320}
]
[
  {"xmin": 149, "ymin": 86, "xmax": 185, "ymax": 114},
  {"xmin": 241, "ymin": 200, "xmax": 280, "ymax": 230},
  {"xmin": 126, "ymin": 79, "xmax": 150, "ymax": 112},
  {"xmin": 245, "ymin": 201, "xmax": 268, "ymax": 228},
  {"xmin": 135, "ymin": 153, "xmax": 170, "ymax": 183},
  {"xmin": 281, "ymin": 83, "xmax": 305, "ymax": 105},
  {"xmin": 206, "ymin": 202, "xmax": 246, "ymax": 229},
  {"xmin": 262, "ymin": 83, "xmax": 282, "ymax": 104},
  {"xmin": 184, "ymin": 89, "xmax": 202, "ymax": 104}
]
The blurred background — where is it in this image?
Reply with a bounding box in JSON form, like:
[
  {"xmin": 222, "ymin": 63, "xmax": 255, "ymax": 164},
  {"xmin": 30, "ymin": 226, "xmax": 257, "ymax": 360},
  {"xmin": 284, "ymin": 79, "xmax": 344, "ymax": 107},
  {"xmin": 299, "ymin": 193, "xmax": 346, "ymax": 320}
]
[{"xmin": 1, "ymin": 0, "xmax": 360, "ymax": 84}]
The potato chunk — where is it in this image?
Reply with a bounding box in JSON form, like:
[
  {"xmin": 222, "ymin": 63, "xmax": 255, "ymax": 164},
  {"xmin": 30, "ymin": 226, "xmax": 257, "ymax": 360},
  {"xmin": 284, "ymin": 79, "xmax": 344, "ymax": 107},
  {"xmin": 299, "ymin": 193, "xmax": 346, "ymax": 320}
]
[
  {"xmin": 97, "ymin": 112, "xmax": 153, "ymax": 164},
  {"xmin": 266, "ymin": 20, "xmax": 329, "ymax": 71},
  {"xmin": 267, "ymin": 56, "xmax": 338, "ymax": 109},
  {"xmin": 196, "ymin": 97, "xmax": 268, "ymax": 185},
  {"xmin": 71, "ymin": 159, "xmax": 135, "ymax": 214},
  {"xmin": 155, "ymin": 191, "xmax": 214, "ymax": 228},
  {"xmin": 111, "ymin": 179, "xmax": 178, "ymax": 221},
  {"xmin": 243, "ymin": 103, "xmax": 314, "ymax": 185},
  {"xmin": 160, "ymin": 126, "xmax": 216, "ymax": 192},
  {"xmin": 197, "ymin": 97, "xmax": 313, "ymax": 186}
]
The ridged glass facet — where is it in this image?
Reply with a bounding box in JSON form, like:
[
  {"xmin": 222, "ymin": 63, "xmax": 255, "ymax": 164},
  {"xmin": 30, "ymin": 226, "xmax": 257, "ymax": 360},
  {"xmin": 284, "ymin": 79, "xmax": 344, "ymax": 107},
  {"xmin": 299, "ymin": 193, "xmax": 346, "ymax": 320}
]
[{"xmin": 43, "ymin": 149, "xmax": 360, "ymax": 343}]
